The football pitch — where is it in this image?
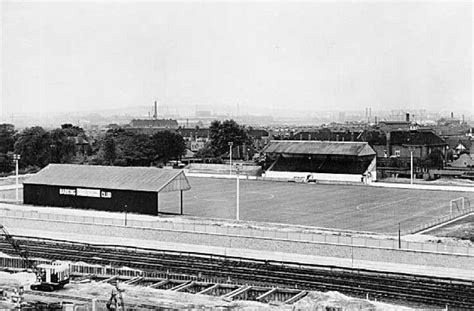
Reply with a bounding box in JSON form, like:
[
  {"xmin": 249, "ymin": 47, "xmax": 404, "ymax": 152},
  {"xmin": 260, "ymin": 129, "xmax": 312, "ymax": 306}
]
[{"xmin": 160, "ymin": 177, "xmax": 474, "ymax": 234}]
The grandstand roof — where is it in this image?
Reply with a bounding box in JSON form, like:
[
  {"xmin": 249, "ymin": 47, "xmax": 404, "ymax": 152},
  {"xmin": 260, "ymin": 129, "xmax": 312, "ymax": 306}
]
[
  {"xmin": 24, "ymin": 164, "xmax": 191, "ymax": 193},
  {"xmin": 262, "ymin": 140, "xmax": 376, "ymax": 157}
]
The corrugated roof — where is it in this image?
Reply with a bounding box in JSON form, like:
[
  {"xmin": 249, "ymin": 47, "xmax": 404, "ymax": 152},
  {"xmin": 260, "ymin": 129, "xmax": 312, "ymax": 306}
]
[
  {"xmin": 24, "ymin": 164, "xmax": 191, "ymax": 193},
  {"xmin": 262, "ymin": 140, "xmax": 375, "ymax": 157}
]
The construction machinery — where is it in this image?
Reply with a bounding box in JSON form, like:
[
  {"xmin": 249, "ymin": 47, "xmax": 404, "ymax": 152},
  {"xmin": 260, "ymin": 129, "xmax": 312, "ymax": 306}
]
[{"xmin": 0, "ymin": 223, "xmax": 70, "ymax": 292}]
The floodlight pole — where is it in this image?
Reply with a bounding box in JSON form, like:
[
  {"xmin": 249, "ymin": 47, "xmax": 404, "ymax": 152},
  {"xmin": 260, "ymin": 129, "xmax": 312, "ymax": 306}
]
[
  {"xmin": 410, "ymin": 150, "xmax": 413, "ymax": 184},
  {"xmin": 398, "ymin": 222, "xmax": 401, "ymax": 249},
  {"xmin": 236, "ymin": 165, "xmax": 240, "ymax": 221},
  {"xmin": 180, "ymin": 190, "xmax": 183, "ymax": 215},
  {"xmin": 228, "ymin": 142, "xmax": 233, "ymax": 175},
  {"xmin": 13, "ymin": 154, "xmax": 20, "ymax": 202}
]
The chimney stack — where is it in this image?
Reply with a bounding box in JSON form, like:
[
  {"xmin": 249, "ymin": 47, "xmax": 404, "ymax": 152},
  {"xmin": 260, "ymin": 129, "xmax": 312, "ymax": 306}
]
[
  {"xmin": 154, "ymin": 101, "xmax": 158, "ymax": 119},
  {"xmin": 406, "ymin": 113, "xmax": 410, "ymax": 122},
  {"xmin": 451, "ymin": 112, "xmax": 454, "ymax": 119}
]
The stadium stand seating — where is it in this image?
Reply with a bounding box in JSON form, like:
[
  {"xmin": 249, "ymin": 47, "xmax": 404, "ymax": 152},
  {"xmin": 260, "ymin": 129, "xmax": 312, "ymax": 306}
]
[{"xmin": 270, "ymin": 156, "xmax": 372, "ymax": 175}]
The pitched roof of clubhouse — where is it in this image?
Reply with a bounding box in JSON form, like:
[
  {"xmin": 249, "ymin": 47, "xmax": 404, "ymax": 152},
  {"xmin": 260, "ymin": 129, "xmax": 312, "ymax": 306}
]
[{"xmin": 24, "ymin": 164, "xmax": 191, "ymax": 193}]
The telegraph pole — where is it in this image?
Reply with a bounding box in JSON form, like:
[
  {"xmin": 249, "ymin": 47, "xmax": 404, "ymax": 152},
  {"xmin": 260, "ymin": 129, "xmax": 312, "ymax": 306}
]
[
  {"xmin": 236, "ymin": 164, "xmax": 240, "ymax": 221},
  {"xmin": 228, "ymin": 142, "xmax": 233, "ymax": 175},
  {"xmin": 409, "ymin": 147, "xmax": 415, "ymax": 185},
  {"xmin": 13, "ymin": 154, "xmax": 21, "ymax": 202},
  {"xmin": 398, "ymin": 222, "xmax": 401, "ymax": 249}
]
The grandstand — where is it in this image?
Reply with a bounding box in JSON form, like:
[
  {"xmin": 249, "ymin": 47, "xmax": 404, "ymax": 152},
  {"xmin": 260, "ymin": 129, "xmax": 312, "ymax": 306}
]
[{"xmin": 262, "ymin": 140, "xmax": 377, "ymax": 184}]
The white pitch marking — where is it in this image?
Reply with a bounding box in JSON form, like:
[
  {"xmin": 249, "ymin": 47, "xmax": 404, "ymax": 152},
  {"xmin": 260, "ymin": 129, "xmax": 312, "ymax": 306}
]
[
  {"xmin": 193, "ymin": 191, "xmax": 275, "ymax": 203},
  {"xmin": 356, "ymin": 197, "xmax": 416, "ymax": 212}
]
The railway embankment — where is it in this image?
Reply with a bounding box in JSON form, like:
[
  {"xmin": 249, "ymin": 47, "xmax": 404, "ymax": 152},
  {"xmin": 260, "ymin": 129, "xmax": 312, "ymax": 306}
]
[{"xmin": 1, "ymin": 203, "xmax": 473, "ymax": 281}]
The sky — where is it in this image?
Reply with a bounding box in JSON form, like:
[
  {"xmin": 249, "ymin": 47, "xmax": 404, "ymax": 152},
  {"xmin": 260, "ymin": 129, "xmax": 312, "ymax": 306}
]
[{"xmin": 1, "ymin": 0, "xmax": 472, "ymax": 118}]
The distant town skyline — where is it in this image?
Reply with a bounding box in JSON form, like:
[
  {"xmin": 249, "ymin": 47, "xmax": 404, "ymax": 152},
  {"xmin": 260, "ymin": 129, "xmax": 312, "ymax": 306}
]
[{"xmin": 1, "ymin": 1, "xmax": 472, "ymax": 118}]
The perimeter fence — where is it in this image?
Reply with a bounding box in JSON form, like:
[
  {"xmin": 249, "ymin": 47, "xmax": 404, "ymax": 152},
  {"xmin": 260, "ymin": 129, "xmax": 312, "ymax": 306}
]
[
  {"xmin": 406, "ymin": 206, "xmax": 474, "ymax": 234},
  {"xmin": 0, "ymin": 207, "xmax": 473, "ymax": 257}
]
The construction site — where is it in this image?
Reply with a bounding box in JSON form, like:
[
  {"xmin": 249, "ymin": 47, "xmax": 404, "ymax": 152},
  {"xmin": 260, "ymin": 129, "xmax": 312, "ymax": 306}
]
[{"xmin": 1, "ymin": 164, "xmax": 474, "ymax": 310}]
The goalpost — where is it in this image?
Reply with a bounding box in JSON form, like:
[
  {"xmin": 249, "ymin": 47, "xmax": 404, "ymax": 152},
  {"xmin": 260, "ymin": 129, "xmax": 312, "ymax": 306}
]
[{"xmin": 449, "ymin": 197, "xmax": 471, "ymax": 215}]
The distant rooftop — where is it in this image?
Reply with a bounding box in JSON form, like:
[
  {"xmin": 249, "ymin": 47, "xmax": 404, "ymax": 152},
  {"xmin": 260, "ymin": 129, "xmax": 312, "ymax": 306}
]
[{"xmin": 130, "ymin": 119, "xmax": 178, "ymax": 128}]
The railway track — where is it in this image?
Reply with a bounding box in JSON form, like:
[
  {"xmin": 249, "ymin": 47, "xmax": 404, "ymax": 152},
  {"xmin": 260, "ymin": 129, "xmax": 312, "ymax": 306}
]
[{"xmin": 1, "ymin": 236, "xmax": 473, "ymax": 308}]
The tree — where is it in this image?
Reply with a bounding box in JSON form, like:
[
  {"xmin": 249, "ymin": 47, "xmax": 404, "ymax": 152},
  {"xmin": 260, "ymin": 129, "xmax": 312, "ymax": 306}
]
[
  {"xmin": 60, "ymin": 123, "xmax": 85, "ymax": 137},
  {"xmin": 49, "ymin": 128, "xmax": 76, "ymax": 163},
  {"xmin": 0, "ymin": 124, "xmax": 16, "ymax": 154},
  {"xmin": 95, "ymin": 130, "xmax": 185, "ymax": 167},
  {"xmin": 0, "ymin": 153, "xmax": 13, "ymax": 173},
  {"xmin": 195, "ymin": 142, "xmax": 217, "ymax": 160},
  {"xmin": 0, "ymin": 124, "xmax": 16, "ymax": 173},
  {"xmin": 14, "ymin": 126, "xmax": 51, "ymax": 168},
  {"xmin": 97, "ymin": 129, "xmax": 154, "ymax": 166},
  {"xmin": 427, "ymin": 149, "xmax": 444, "ymax": 169},
  {"xmin": 150, "ymin": 131, "xmax": 186, "ymax": 164},
  {"xmin": 102, "ymin": 135, "xmax": 117, "ymax": 165},
  {"xmin": 209, "ymin": 120, "xmax": 252, "ymax": 156},
  {"xmin": 120, "ymin": 133, "xmax": 154, "ymax": 166}
]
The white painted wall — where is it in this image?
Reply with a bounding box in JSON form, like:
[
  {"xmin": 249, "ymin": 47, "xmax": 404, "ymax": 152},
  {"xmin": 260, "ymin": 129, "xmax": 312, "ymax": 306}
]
[
  {"xmin": 365, "ymin": 157, "xmax": 377, "ymax": 183},
  {"xmin": 264, "ymin": 171, "xmax": 365, "ymax": 183}
]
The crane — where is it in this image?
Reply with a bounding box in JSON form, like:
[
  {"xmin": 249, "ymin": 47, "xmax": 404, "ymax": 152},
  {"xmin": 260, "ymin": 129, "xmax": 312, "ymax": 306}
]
[
  {"xmin": 0, "ymin": 223, "xmax": 70, "ymax": 292},
  {"xmin": 0, "ymin": 224, "xmax": 37, "ymax": 275}
]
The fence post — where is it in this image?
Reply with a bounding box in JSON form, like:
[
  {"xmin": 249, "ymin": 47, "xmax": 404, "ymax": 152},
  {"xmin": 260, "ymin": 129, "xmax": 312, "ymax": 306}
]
[{"xmin": 398, "ymin": 222, "xmax": 401, "ymax": 249}]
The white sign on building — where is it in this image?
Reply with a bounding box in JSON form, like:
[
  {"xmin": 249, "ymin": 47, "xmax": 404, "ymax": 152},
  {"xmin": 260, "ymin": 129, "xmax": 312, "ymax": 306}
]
[
  {"xmin": 101, "ymin": 191, "xmax": 112, "ymax": 198},
  {"xmin": 59, "ymin": 188, "xmax": 76, "ymax": 196},
  {"xmin": 59, "ymin": 187, "xmax": 112, "ymax": 199},
  {"xmin": 76, "ymin": 188, "xmax": 101, "ymax": 198}
]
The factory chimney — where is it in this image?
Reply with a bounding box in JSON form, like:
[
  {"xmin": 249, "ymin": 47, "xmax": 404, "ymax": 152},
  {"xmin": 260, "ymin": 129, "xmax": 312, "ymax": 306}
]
[
  {"xmin": 153, "ymin": 101, "xmax": 158, "ymax": 119},
  {"xmin": 451, "ymin": 112, "xmax": 454, "ymax": 119},
  {"xmin": 406, "ymin": 113, "xmax": 410, "ymax": 122}
]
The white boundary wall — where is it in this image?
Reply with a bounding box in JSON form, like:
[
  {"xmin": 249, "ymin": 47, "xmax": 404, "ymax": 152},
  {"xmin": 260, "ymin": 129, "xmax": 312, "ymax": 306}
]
[
  {"xmin": 1, "ymin": 206, "xmax": 472, "ymax": 257},
  {"xmin": 1, "ymin": 212, "xmax": 473, "ymax": 281},
  {"xmin": 264, "ymin": 171, "xmax": 366, "ymax": 183}
]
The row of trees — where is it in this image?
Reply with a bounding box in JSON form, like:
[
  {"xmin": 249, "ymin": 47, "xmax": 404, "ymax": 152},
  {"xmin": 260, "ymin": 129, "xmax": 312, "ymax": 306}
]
[
  {"xmin": 195, "ymin": 120, "xmax": 252, "ymax": 159},
  {"xmin": 95, "ymin": 129, "xmax": 186, "ymax": 167},
  {"xmin": 0, "ymin": 124, "xmax": 16, "ymax": 173},
  {"xmin": 0, "ymin": 124, "xmax": 86, "ymax": 173},
  {"xmin": 98, "ymin": 120, "xmax": 252, "ymax": 165},
  {"xmin": 0, "ymin": 123, "xmax": 189, "ymax": 174},
  {"xmin": 0, "ymin": 119, "xmax": 252, "ymax": 174}
]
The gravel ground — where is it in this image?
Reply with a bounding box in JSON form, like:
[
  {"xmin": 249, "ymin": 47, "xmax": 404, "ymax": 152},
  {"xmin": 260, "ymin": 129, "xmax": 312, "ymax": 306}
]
[
  {"xmin": 0, "ymin": 271, "xmax": 411, "ymax": 310},
  {"xmin": 423, "ymin": 214, "xmax": 474, "ymax": 242},
  {"xmin": 381, "ymin": 177, "xmax": 474, "ymax": 187}
]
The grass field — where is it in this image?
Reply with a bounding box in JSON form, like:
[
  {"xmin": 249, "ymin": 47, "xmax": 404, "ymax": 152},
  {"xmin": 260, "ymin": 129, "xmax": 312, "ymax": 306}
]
[
  {"xmin": 2, "ymin": 177, "xmax": 474, "ymax": 235},
  {"xmin": 159, "ymin": 177, "xmax": 474, "ymax": 234}
]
